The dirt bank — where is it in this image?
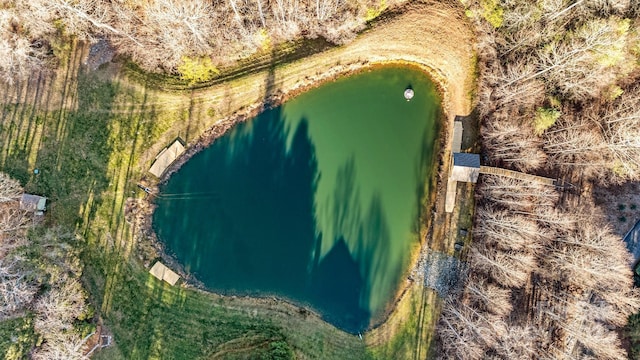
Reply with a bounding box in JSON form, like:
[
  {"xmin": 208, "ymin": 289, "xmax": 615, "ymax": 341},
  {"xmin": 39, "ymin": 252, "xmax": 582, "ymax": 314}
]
[{"xmin": 135, "ymin": 0, "xmax": 475, "ymax": 170}]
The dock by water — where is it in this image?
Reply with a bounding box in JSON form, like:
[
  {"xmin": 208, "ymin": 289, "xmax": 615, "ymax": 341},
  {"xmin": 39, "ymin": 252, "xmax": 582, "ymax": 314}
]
[{"xmin": 479, "ymin": 166, "xmax": 555, "ymax": 186}]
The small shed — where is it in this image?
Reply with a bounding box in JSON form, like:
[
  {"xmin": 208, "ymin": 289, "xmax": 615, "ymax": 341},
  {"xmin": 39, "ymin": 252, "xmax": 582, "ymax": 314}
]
[
  {"xmin": 149, "ymin": 261, "xmax": 181, "ymax": 286},
  {"xmin": 451, "ymin": 153, "xmax": 480, "ymax": 183},
  {"xmin": 20, "ymin": 194, "xmax": 47, "ymax": 215},
  {"xmin": 149, "ymin": 139, "xmax": 185, "ymax": 178},
  {"xmin": 624, "ymin": 219, "xmax": 640, "ymax": 269}
]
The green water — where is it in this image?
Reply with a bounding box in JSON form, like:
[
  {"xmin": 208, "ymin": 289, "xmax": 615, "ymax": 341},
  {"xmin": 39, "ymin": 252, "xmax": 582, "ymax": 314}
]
[{"xmin": 153, "ymin": 66, "xmax": 441, "ymax": 332}]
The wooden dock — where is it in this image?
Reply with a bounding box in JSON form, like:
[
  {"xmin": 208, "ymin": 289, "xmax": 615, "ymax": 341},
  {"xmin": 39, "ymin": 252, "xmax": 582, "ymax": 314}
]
[
  {"xmin": 479, "ymin": 166, "xmax": 555, "ymax": 186},
  {"xmin": 149, "ymin": 140, "xmax": 185, "ymax": 178},
  {"xmin": 445, "ymin": 178, "xmax": 457, "ymax": 213},
  {"xmin": 149, "ymin": 261, "xmax": 181, "ymax": 285}
]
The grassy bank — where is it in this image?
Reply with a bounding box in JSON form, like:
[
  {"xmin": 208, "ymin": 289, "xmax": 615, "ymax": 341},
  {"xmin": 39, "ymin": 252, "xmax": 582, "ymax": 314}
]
[
  {"xmin": 0, "ymin": 1, "xmax": 475, "ymax": 358},
  {"xmin": 0, "ymin": 49, "xmax": 369, "ymax": 359}
]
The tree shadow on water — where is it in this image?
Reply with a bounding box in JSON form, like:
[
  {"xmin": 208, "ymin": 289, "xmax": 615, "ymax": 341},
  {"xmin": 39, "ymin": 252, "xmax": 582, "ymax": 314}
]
[
  {"xmin": 154, "ymin": 56, "xmax": 407, "ymax": 333},
  {"xmin": 311, "ymin": 237, "xmax": 368, "ymax": 332},
  {"xmin": 313, "ymin": 158, "xmax": 400, "ymax": 332},
  {"xmin": 155, "ymin": 102, "xmax": 379, "ymax": 332}
]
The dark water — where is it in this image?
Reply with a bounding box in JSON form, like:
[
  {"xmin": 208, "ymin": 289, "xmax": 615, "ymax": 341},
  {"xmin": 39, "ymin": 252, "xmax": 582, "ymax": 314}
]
[{"xmin": 153, "ymin": 66, "xmax": 441, "ymax": 333}]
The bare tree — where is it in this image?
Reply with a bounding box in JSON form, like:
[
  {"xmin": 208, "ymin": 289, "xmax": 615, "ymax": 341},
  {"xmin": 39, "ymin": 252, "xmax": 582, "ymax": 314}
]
[
  {"xmin": 492, "ymin": 325, "xmax": 538, "ymax": 359},
  {"xmin": 33, "ymin": 277, "xmax": 88, "ymax": 360},
  {"xmin": 438, "ymin": 298, "xmax": 507, "ymax": 360},
  {"xmin": 465, "ymin": 276, "xmax": 513, "ymax": 317},
  {"xmin": 452, "ymin": 1, "xmax": 640, "ymax": 358},
  {"xmin": 501, "ymin": 17, "xmax": 631, "ymax": 100},
  {"xmin": 475, "ymin": 207, "xmax": 543, "ymax": 246},
  {"xmin": 0, "ymin": 172, "xmax": 90, "ymax": 356},
  {"xmin": 468, "ymin": 244, "xmax": 535, "ymax": 288},
  {"xmin": 544, "ymin": 88, "xmax": 640, "ymax": 183},
  {"xmin": 0, "ymin": 8, "xmax": 48, "ymax": 84},
  {"xmin": 0, "ymin": 172, "xmax": 22, "ymax": 203},
  {"xmin": 478, "ymin": 175, "xmax": 559, "ymax": 210},
  {"xmin": 0, "ymin": 257, "xmax": 37, "ymax": 320},
  {"xmin": 482, "ymin": 119, "xmax": 548, "ymax": 172},
  {"xmin": 139, "ymin": 0, "xmax": 216, "ymax": 70}
]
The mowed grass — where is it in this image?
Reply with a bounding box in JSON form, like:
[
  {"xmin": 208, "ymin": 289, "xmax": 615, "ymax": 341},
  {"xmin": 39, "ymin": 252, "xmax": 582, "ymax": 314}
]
[
  {"xmin": 0, "ymin": 45, "xmax": 373, "ymax": 359},
  {"xmin": 367, "ymin": 286, "xmax": 440, "ymax": 359},
  {"xmin": 0, "ymin": 19, "xmax": 465, "ymax": 353},
  {"xmin": 86, "ymin": 252, "xmax": 372, "ymax": 359}
]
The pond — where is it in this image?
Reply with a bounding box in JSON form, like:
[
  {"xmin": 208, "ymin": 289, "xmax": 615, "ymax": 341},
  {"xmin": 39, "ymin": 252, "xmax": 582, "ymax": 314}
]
[{"xmin": 153, "ymin": 65, "xmax": 442, "ymax": 333}]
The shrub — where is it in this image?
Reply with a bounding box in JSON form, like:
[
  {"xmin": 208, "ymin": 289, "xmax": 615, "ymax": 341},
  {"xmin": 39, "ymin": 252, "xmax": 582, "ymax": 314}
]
[
  {"xmin": 480, "ymin": 0, "xmax": 504, "ymax": 28},
  {"xmin": 177, "ymin": 57, "xmax": 219, "ymax": 84},
  {"xmin": 534, "ymin": 107, "xmax": 560, "ymax": 135}
]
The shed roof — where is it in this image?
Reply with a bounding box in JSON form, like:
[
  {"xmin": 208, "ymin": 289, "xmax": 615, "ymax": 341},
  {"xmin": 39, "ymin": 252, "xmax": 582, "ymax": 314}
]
[
  {"xmin": 149, "ymin": 140, "xmax": 185, "ymax": 178},
  {"xmin": 149, "ymin": 261, "xmax": 181, "ymax": 286},
  {"xmin": 20, "ymin": 194, "xmax": 46, "ymax": 212},
  {"xmin": 452, "ymin": 121, "xmax": 463, "ymax": 153},
  {"xmin": 624, "ymin": 219, "xmax": 640, "ymax": 268},
  {"xmin": 453, "ymin": 153, "xmax": 480, "ymax": 168}
]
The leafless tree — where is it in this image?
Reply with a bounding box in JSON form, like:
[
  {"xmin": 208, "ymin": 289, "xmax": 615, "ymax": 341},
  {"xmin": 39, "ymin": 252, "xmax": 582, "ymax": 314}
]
[
  {"xmin": 438, "ymin": 298, "xmax": 507, "ymax": 360},
  {"xmin": 451, "ymin": 1, "xmax": 640, "ymax": 358},
  {"xmin": 475, "ymin": 206, "xmax": 542, "ymax": 243},
  {"xmin": 0, "ymin": 172, "xmax": 90, "ymax": 356},
  {"xmin": 492, "ymin": 325, "xmax": 538, "ymax": 359},
  {"xmin": 482, "ymin": 119, "xmax": 548, "ymax": 172},
  {"xmin": 500, "ymin": 17, "xmax": 631, "ymax": 101},
  {"xmin": 465, "ymin": 276, "xmax": 513, "ymax": 317},
  {"xmin": 544, "ymin": 84, "xmax": 640, "ymax": 183},
  {"xmin": 33, "ymin": 277, "xmax": 88, "ymax": 360},
  {"xmin": 478, "ymin": 175, "xmax": 559, "ymax": 210},
  {"xmin": 0, "ymin": 8, "xmax": 48, "ymax": 84},
  {"xmin": 0, "ymin": 172, "xmax": 22, "ymax": 203},
  {"xmin": 468, "ymin": 244, "xmax": 535, "ymax": 288},
  {"xmin": 0, "ymin": 257, "xmax": 37, "ymax": 320}
]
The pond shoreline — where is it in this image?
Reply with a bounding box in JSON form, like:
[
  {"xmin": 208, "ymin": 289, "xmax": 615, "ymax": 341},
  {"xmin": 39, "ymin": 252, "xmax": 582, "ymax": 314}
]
[
  {"xmin": 127, "ymin": 0, "xmax": 475, "ymax": 349},
  {"xmin": 131, "ymin": 61, "xmax": 447, "ymax": 332}
]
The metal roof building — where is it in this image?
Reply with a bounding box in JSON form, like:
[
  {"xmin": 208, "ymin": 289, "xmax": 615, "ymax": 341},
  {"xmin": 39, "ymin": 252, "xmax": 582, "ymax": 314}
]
[{"xmin": 451, "ymin": 153, "xmax": 480, "ymax": 183}]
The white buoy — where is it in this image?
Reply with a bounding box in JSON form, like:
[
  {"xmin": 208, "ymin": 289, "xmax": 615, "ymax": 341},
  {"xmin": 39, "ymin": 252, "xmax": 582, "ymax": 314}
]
[{"xmin": 404, "ymin": 88, "xmax": 414, "ymax": 101}]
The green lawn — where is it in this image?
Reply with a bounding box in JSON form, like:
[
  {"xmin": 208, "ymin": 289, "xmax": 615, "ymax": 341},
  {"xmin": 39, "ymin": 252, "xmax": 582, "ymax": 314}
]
[
  {"xmin": 0, "ymin": 40, "xmax": 444, "ymax": 359},
  {"xmin": 0, "ymin": 44, "xmax": 375, "ymax": 359}
]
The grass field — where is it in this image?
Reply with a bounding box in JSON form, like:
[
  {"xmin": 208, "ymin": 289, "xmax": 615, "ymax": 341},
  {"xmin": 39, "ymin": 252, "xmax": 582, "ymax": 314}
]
[
  {"xmin": 0, "ymin": 45, "xmax": 372, "ymax": 359},
  {"xmin": 0, "ymin": 2, "xmax": 475, "ymax": 358}
]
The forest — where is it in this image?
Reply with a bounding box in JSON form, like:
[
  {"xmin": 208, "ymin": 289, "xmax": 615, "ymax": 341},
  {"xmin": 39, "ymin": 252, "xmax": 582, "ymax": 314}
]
[
  {"xmin": 0, "ymin": 0, "xmax": 400, "ymax": 82},
  {"xmin": 437, "ymin": 0, "xmax": 640, "ymax": 359},
  {"xmin": 1, "ymin": 0, "xmax": 640, "ymax": 359},
  {"xmin": 0, "ymin": 173, "xmax": 92, "ymax": 358}
]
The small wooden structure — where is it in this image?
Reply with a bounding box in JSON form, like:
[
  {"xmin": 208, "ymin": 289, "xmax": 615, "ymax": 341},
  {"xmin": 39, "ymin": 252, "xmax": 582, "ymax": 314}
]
[
  {"xmin": 149, "ymin": 261, "xmax": 181, "ymax": 286},
  {"xmin": 451, "ymin": 153, "xmax": 480, "ymax": 183},
  {"xmin": 149, "ymin": 139, "xmax": 185, "ymax": 178},
  {"xmin": 624, "ymin": 219, "xmax": 640, "ymax": 269},
  {"xmin": 20, "ymin": 194, "xmax": 47, "ymax": 215},
  {"xmin": 479, "ymin": 166, "xmax": 555, "ymax": 186}
]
